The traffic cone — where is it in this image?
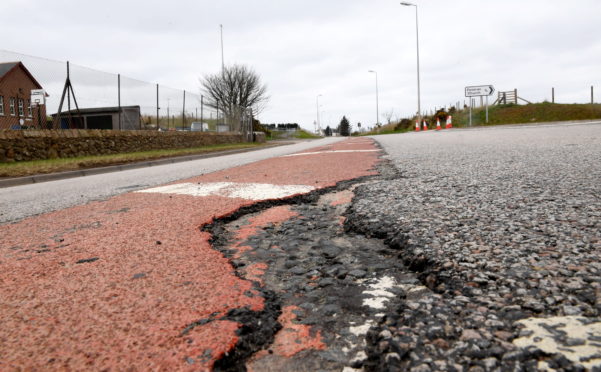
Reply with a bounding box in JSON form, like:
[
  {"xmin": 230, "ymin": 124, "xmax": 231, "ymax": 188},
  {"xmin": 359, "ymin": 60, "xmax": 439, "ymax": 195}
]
[
  {"xmin": 415, "ymin": 120, "xmax": 420, "ymax": 132},
  {"xmin": 446, "ymin": 115, "xmax": 453, "ymax": 129},
  {"xmin": 423, "ymin": 120, "xmax": 428, "ymax": 131},
  {"xmin": 436, "ymin": 119, "xmax": 441, "ymax": 131}
]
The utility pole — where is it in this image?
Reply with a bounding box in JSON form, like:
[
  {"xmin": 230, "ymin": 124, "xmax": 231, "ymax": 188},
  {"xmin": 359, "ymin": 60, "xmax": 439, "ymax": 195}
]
[
  {"xmin": 368, "ymin": 70, "xmax": 379, "ymax": 128},
  {"xmin": 316, "ymin": 94, "xmax": 322, "ymax": 134},
  {"xmin": 220, "ymin": 24, "xmax": 225, "ymax": 74},
  {"xmin": 401, "ymin": 2, "xmax": 422, "ymax": 127}
]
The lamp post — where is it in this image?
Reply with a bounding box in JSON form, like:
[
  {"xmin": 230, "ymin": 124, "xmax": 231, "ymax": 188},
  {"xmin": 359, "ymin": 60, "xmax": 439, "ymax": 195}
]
[
  {"xmin": 316, "ymin": 94, "xmax": 322, "ymax": 134},
  {"xmin": 368, "ymin": 70, "xmax": 380, "ymax": 129},
  {"xmin": 400, "ymin": 2, "xmax": 421, "ymax": 126},
  {"xmin": 220, "ymin": 24, "xmax": 225, "ymax": 74}
]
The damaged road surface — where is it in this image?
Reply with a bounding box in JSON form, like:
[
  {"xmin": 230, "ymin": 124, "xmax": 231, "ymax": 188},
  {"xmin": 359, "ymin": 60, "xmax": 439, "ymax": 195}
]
[
  {"xmin": 0, "ymin": 138, "xmax": 386, "ymax": 371},
  {"xmin": 2, "ymin": 122, "xmax": 601, "ymax": 371},
  {"xmin": 207, "ymin": 177, "xmax": 423, "ymax": 371}
]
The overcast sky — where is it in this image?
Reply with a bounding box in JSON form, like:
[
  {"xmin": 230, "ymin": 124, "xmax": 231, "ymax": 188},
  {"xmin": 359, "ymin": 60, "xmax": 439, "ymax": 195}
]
[{"xmin": 1, "ymin": 0, "xmax": 600, "ymax": 131}]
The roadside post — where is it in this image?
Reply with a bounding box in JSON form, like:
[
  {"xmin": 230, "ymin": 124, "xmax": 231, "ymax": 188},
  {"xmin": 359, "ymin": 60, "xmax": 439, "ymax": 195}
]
[{"xmin": 465, "ymin": 85, "xmax": 495, "ymax": 125}]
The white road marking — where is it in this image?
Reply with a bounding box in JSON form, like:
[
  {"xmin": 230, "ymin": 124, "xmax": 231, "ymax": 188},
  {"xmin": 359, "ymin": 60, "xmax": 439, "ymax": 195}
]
[
  {"xmin": 362, "ymin": 276, "xmax": 398, "ymax": 310},
  {"xmin": 282, "ymin": 149, "xmax": 379, "ymax": 157},
  {"xmin": 513, "ymin": 316, "xmax": 601, "ymax": 370},
  {"xmin": 137, "ymin": 182, "xmax": 315, "ymax": 201},
  {"xmin": 349, "ymin": 322, "xmax": 373, "ymax": 336}
]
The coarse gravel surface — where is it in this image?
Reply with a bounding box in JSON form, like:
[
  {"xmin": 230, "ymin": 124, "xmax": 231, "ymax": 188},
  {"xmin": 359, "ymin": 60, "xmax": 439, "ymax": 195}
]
[{"xmin": 344, "ymin": 122, "xmax": 601, "ymax": 371}]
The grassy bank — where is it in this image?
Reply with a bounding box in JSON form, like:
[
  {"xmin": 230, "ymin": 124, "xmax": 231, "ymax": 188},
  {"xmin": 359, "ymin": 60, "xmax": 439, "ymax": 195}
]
[
  {"xmin": 452, "ymin": 103, "xmax": 601, "ymax": 127},
  {"xmin": 361, "ymin": 103, "xmax": 601, "ymax": 136},
  {"xmin": 268, "ymin": 129, "xmax": 321, "ymax": 140},
  {"xmin": 0, "ymin": 142, "xmax": 265, "ymax": 178}
]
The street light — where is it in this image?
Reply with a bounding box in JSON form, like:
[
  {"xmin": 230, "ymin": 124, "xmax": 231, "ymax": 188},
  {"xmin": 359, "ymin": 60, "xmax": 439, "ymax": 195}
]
[
  {"xmin": 316, "ymin": 94, "xmax": 322, "ymax": 134},
  {"xmin": 368, "ymin": 70, "xmax": 379, "ymax": 129},
  {"xmin": 401, "ymin": 2, "xmax": 421, "ymax": 126}
]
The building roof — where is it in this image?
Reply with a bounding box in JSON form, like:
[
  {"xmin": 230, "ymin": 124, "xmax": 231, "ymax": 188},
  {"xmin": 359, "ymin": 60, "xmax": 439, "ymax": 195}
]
[
  {"xmin": 0, "ymin": 62, "xmax": 19, "ymax": 78},
  {"xmin": 0, "ymin": 61, "xmax": 44, "ymax": 89},
  {"xmin": 51, "ymin": 105, "xmax": 141, "ymax": 117}
]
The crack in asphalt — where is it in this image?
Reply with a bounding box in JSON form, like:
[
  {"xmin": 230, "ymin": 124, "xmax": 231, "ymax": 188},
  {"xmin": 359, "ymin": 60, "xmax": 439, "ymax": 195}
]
[{"xmin": 199, "ymin": 160, "xmax": 438, "ymax": 371}]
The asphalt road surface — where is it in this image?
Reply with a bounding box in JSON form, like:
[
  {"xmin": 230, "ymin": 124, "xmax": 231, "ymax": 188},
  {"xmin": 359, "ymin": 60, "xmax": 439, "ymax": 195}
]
[
  {"xmin": 348, "ymin": 121, "xmax": 601, "ymax": 370},
  {"xmin": 1, "ymin": 121, "xmax": 600, "ymax": 371}
]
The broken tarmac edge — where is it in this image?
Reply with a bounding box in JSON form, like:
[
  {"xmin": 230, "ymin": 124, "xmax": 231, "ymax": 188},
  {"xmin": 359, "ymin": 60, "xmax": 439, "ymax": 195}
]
[{"xmin": 202, "ymin": 170, "xmax": 386, "ymax": 370}]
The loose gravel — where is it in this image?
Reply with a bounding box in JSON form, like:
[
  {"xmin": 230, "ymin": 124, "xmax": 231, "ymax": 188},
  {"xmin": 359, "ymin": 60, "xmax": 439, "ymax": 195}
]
[{"xmin": 344, "ymin": 123, "xmax": 601, "ymax": 371}]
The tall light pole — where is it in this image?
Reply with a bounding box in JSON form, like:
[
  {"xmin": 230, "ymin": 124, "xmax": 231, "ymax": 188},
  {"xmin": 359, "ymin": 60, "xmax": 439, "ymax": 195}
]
[
  {"xmin": 401, "ymin": 2, "xmax": 421, "ymax": 126},
  {"xmin": 316, "ymin": 94, "xmax": 322, "ymax": 134},
  {"xmin": 220, "ymin": 24, "xmax": 225, "ymax": 74},
  {"xmin": 368, "ymin": 70, "xmax": 379, "ymax": 128}
]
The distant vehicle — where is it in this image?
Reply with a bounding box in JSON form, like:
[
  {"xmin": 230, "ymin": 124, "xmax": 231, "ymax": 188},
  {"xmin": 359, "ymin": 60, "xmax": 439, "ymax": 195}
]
[{"xmin": 191, "ymin": 122, "xmax": 209, "ymax": 132}]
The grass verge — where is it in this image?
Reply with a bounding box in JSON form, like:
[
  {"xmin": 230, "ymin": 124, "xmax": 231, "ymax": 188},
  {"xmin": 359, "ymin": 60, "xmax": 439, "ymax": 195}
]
[
  {"xmin": 0, "ymin": 142, "xmax": 266, "ymax": 178},
  {"xmin": 268, "ymin": 129, "xmax": 321, "ymax": 140},
  {"xmin": 360, "ymin": 103, "xmax": 601, "ymax": 136},
  {"xmin": 452, "ymin": 103, "xmax": 601, "ymax": 127}
]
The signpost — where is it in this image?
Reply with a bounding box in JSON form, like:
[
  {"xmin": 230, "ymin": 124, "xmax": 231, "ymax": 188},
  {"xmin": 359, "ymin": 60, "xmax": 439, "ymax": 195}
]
[
  {"xmin": 465, "ymin": 85, "xmax": 495, "ymax": 125},
  {"xmin": 465, "ymin": 85, "xmax": 494, "ymax": 97}
]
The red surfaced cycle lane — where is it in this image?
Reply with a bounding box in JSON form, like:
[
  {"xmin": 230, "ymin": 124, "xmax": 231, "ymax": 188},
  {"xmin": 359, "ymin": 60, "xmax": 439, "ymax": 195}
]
[{"xmin": 0, "ymin": 138, "xmax": 380, "ymax": 371}]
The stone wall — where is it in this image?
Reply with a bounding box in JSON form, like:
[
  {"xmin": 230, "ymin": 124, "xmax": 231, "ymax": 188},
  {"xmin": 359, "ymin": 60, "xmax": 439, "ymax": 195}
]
[{"xmin": 0, "ymin": 130, "xmax": 246, "ymax": 162}]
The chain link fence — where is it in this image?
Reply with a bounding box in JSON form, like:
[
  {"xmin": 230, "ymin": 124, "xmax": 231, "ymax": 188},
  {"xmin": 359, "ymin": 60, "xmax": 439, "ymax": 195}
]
[{"xmin": 0, "ymin": 50, "xmax": 254, "ymax": 135}]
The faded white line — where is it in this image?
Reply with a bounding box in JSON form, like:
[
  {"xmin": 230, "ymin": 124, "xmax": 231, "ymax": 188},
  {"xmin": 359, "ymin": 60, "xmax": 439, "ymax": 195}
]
[
  {"xmin": 363, "ymin": 276, "xmax": 398, "ymax": 310},
  {"xmin": 137, "ymin": 182, "xmax": 315, "ymax": 201},
  {"xmin": 513, "ymin": 316, "xmax": 601, "ymax": 370},
  {"xmin": 282, "ymin": 149, "xmax": 379, "ymax": 157}
]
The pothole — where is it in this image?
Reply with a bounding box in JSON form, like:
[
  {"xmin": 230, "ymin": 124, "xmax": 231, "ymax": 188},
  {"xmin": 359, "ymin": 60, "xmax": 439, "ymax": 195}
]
[{"xmin": 205, "ymin": 177, "xmax": 428, "ymax": 371}]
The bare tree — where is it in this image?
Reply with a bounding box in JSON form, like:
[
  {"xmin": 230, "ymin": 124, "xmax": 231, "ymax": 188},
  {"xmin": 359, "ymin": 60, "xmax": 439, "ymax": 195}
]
[
  {"xmin": 383, "ymin": 109, "xmax": 396, "ymax": 125},
  {"xmin": 200, "ymin": 64, "xmax": 269, "ymax": 130}
]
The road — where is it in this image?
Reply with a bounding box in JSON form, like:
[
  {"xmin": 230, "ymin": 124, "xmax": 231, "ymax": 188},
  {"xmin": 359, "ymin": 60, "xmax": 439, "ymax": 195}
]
[
  {"xmin": 0, "ymin": 138, "xmax": 343, "ymax": 224},
  {"xmin": 0, "ymin": 137, "xmax": 382, "ymax": 371},
  {"xmin": 349, "ymin": 120, "xmax": 601, "ymax": 370},
  {"xmin": 1, "ymin": 121, "xmax": 600, "ymax": 371}
]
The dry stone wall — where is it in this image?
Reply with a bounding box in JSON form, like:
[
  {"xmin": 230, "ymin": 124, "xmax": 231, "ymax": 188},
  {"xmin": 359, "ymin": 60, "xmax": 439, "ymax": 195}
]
[{"xmin": 0, "ymin": 130, "xmax": 247, "ymax": 162}]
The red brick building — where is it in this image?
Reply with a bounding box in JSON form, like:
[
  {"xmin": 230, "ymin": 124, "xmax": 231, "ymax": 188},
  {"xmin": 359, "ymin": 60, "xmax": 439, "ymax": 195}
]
[{"xmin": 0, "ymin": 62, "xmax": 47, "ymax": 129}]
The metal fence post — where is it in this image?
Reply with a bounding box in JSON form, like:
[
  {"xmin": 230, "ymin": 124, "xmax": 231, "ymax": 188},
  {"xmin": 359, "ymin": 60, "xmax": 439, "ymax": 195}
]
[
  {"xmin": 592, "ymin": 86, "xmax": 594, "ymax": 104},
  {"xmin": 469, "ymin": 98, "xmax": 473, "ymax": 126},
  {"xmin": 182, "ymin": 90, "xmax": 186, "ymax": 130},
  {"xmin": 485, "ymin": 95, "xmax": 489, "ymax": 123},
  {"xmin": 552, "ymin": 87, "xmax": 555, "ymax": 103},
  {"xmin": 200, "ymin": 95, "xmax": 204, "ymax": 131},
  {"xmin": 156, "ymin": 84, "xmax": 159, "ymax": 130},
  {"xmin": 118, "ymin": 74, "xmax": 121, "ymax": 130}
]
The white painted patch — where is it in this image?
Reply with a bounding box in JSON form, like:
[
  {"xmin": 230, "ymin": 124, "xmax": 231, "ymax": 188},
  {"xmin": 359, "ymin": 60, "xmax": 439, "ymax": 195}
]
[
  {"xmin": 137, "ymin": 182, "xmax": 315, "ymax": 201},
  {"xmin": 362, "ymin": 276, "xmax": 398, "ymax": 310},
  {"xmin": 282, "ymin": 149, "xmax": 379, "ymax": 157},
  {"xmin": 350, "ymin": 351, "xmax": 368, "ymax": 364},
  {"xmin": 513, "ymin": 316, "xmax": 601, "ymax": 370},
  {"xmin": 363, "ymin": 297, "xmax": 390, "ymax": 310},
  {"xmin": 349, "ymin": 321, "xmax": 373, "ymax": 336}
]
